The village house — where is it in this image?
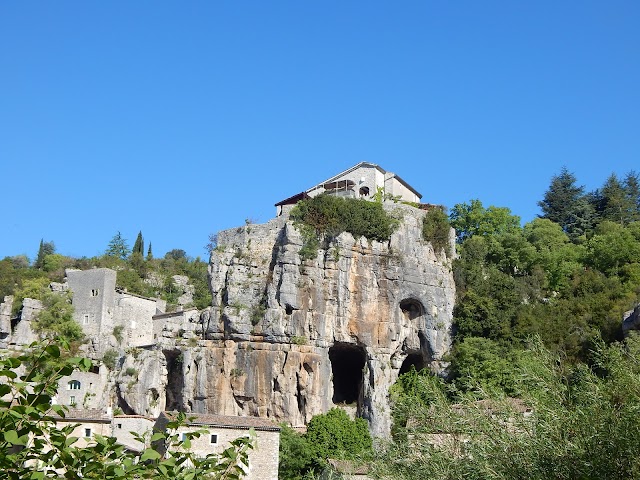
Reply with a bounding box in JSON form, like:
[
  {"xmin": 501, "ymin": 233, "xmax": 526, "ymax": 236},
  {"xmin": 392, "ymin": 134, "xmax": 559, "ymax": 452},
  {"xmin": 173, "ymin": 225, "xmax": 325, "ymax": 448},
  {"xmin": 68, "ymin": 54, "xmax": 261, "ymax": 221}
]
[
  {"xmin": 275, "ymin": 162, "xmax": 423, "ymax": 216},
  {"xmin": 48, "ymin": 409, "xmax": 280, "ymax": 476},
  {"xmin": 156, "ymin": 412, "xmax": 281, "ymax": 480}
]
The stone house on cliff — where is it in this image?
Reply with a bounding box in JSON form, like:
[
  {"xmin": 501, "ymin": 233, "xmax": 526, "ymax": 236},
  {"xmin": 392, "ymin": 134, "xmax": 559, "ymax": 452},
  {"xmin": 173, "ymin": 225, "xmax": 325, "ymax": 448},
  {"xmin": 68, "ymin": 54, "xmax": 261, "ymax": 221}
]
[{"xmin": 275, "ymin": 162, "xmax": 423, "ymax": 216}]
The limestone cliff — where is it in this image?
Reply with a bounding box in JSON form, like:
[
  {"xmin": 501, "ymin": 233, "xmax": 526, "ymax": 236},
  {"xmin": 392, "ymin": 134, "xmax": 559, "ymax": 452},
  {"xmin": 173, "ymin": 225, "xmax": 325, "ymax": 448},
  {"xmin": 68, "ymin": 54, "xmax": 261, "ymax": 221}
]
[{"xmin": 183, "ymin": 203, "xmax": 456, "ymax": 436}]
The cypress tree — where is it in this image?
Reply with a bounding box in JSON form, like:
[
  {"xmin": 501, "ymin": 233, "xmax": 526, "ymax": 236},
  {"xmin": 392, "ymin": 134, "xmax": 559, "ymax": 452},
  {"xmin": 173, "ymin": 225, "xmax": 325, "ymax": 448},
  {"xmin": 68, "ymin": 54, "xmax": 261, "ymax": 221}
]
[
  {"xmin": 35, "ymin": 239, "xmax": 55, "ymax": 269},
  {"xmin": 133, "ymin": 231, "xmax": 144, "ymax": 256},
  {"xmin": 147, "ymin": 242, "xmax": 153, "ymax": 261}
]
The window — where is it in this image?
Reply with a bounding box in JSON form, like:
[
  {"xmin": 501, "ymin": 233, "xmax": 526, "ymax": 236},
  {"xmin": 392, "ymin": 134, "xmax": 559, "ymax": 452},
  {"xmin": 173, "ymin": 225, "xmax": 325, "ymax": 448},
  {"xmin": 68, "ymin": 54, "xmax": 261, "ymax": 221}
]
[
  {"xmin": 69, "ymin": 396, "xmax": 76, "ymax": 406},
  {"xmin": 117, "ymin": 423, "xmax": 122, "ymax": 429},
  {"xmin": 68, "ymin": 380, "xmax": 81, "ymax": 390},
  {"xmin": 210, "ymin": 434, "xmax": 218, "ymax": 445},
  {"xmin": 91, "ymin": 289, "xmax": 99, "ymax": 297},
  {"xmin": 84, "ymin": 428, "xmax": 91, "ymax": 438},
  {"xmin": 181, "ymin": 432, "xmax": 188, "ymax": 442},
  {"xmin": 359, "ymin": 186, "xmax": 370, "ymax": 197},
  {"xmin": 83, "ymin": 315, "xmax": 90, "ymax": 325}
]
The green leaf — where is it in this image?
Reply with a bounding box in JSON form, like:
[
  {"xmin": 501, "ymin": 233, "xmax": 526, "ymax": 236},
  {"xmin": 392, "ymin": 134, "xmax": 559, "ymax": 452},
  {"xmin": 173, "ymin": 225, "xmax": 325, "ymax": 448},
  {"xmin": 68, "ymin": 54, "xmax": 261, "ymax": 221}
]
[
  {"xmin": 45, "ymin": 344, "xmax": 60, "ymax": 358},
  {"xmin": 4, "ymin": 430, "xmax": 26, "ymax": 445},
  {"xmin": 140, "ymin": 448, "xmax": 162, "ymax": 462}
]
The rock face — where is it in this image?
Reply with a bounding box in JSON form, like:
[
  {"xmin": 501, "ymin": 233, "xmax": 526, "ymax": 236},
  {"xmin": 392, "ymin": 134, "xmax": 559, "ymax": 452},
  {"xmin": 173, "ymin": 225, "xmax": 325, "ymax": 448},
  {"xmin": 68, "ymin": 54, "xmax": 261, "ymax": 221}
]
[
  {"xmin": 191, "ymin": 204, "xmax": 455, "ymax": 436},
  {"xmin": 623, "ymin": 304, "xmax": 640, "ymax": 336}
]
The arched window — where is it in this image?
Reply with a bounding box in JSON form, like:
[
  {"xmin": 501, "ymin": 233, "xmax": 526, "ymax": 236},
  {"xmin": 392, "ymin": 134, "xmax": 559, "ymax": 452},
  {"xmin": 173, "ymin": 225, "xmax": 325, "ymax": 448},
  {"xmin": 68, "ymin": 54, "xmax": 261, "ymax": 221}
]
[{"xmin": 68, "ymin": 380, "xmax": 81, "ymax": 390}]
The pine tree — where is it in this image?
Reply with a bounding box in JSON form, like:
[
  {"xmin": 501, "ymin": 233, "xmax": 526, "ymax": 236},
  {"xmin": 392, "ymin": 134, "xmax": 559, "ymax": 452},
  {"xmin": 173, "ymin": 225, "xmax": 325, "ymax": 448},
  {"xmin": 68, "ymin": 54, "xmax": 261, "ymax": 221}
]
[
  {"xmin": 538, "ymin": 167, "xmax": 593, "ymax": 239},
  {"xmin": 105, "ymin": 232, "xmax": 129, "ymax": 260},
  {"xmin": 132, "ymin": 231, "xmax": 144, "ymax": 256},
  {"xmin": 623, "ymin": 171, "xmax": 640, "ymax": 223}
]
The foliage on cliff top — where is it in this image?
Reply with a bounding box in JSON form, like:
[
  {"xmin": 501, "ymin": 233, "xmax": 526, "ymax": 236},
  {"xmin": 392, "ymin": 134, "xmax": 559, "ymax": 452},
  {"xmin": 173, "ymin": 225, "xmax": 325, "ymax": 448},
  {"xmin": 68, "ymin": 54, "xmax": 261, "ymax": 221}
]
[
  {"xmin": 0, "ymin": 341, "xmax": 254, "ymax": 479},
  {"xmin": 290, "ymin": 194, "xmax": 399, "ymax": 242},
  {"xmin": 290, "ymin": 194, "xmax": 399, "ymax": 261},
  {"xmin": 422, "ymin": 206, "xmax": 452, "ymax": 256}
]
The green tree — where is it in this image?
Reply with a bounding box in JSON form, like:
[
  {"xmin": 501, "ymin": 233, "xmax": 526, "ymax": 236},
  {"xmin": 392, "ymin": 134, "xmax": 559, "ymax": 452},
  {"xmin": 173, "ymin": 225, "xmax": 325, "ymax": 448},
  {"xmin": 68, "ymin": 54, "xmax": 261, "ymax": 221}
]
[
  {"xmin": 35, "ymin": 239, "xmax": 56, "ymax": 269},
  {"xmin": 584, "ymin": 221, "xmax": 640, "ymax": 276},
  {"xmin": 106, "ymin": 232, "xmax": 129, "ymax": 260},
  {"xmin": 538, "ymin": 167, "xmax": 594, "ymax": 239},
  {"xmin": 304, "ymin": 408, "xmax": 372, "ymax": 471},
  {"xmin": 450, "ymin": 199, "xmax": 520, "ymax": 243},
  {"xmin": 447, "ymin": 337, "xmax": 524, "ymax": 397},
  {"xmin": 422, "ymin": 207, "xmax": 452, "ymax": 255},
  {"xmin": 132, "ymin": 231, "xmax": 144, "ymax": 256},
  {"xmin": 279, "ymin": 409, "xmax": 372, "ymax": 478},
  {"xmin": 278, "ymin": 425, "xmax": 314, "ymax": 480},
  {"xmin": 147, "ymin": 242, "xmax": 153, "ymax": 261},
  {"xmin": 165, "ymin": 249, "xmax": 188, "ymax": 261},
  {"xmin": 32, "ymin": 292, "xmax": 85, "ymax": 353},
  {"xmin": 0, "ymin": 342, "xmax": 254, "ymax": 479}
]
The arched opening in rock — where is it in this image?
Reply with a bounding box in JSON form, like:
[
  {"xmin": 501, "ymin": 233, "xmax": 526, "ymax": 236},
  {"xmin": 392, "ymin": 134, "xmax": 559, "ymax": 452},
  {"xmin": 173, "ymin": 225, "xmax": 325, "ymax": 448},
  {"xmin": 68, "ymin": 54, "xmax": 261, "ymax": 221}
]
[
  {"xmin": 400, "ymin": 299, "xmax": 424, "ymax": 321},
  {"xmin": 399, "ymin": 352, "xmax": 426, "ymax": 375},
  {"xmin": 163, "ymin": 349, "xmax": 184, "ymax": 411},
  {"xmin": 285, "ymin": 304, "xmax": 294, "ymax": 315},
  {"xmin": 329, "ymin": 343, "xmax": 366, "ymax": 405}
]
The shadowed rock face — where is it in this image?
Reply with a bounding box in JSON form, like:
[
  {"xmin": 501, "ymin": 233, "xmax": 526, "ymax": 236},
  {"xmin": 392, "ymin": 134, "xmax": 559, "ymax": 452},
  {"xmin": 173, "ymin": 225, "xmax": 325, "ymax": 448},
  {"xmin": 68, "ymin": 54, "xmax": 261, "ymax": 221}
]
[{"xmin": 193, "ymin": 204, "xmax": 455, "ymax": 437}]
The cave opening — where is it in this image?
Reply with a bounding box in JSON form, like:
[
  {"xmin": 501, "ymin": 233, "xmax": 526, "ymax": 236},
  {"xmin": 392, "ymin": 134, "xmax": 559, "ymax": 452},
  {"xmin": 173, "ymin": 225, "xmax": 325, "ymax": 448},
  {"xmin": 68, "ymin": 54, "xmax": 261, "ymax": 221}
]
[
  {"xmin": 163, "ymin": 349, "xmax": 185, "ymax": 411},
  {"xmin": 329, "ymin": 343, "xmax": 366, "ymax": 405},
  {"xmin": 400, "ymin": 298, "xmax": 424, "ymax": 321},
  {"xmin": 399, "ymin": 352, "xmax": 426, "ymax": 375}
]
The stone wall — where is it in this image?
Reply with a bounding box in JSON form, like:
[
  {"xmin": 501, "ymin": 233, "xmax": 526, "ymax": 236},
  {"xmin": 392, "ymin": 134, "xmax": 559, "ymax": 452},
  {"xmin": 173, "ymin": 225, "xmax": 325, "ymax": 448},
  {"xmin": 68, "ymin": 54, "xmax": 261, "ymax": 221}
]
[{"xmin": 56, "ymin": 367, "xmax": 109, "ymax": 409}]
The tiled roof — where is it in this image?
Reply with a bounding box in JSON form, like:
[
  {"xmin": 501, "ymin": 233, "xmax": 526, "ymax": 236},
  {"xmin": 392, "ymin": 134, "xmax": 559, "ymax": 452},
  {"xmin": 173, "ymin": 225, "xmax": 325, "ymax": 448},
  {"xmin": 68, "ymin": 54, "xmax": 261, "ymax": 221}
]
[
  {"xmin": 53, "ymin": 408, "xmax": 112, "ymax": 423},
  {"xmin": 161, "ymin": 411, "xmax": 281, "ymax": 431}
]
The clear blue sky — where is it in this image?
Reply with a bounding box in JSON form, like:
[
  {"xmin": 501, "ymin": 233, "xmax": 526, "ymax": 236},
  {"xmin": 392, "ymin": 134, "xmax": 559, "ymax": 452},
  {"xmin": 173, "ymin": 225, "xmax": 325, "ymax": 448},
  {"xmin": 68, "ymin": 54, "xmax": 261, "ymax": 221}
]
[{"xmin": 1, "ymin": 1, "xmax": 639, "ymax": 261}]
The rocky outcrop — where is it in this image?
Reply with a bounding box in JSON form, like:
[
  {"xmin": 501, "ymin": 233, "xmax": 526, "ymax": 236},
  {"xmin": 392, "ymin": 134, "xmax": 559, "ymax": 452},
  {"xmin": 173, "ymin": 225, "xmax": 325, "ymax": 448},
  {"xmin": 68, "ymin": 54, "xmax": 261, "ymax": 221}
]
[
  {"xmin": 623, "ymin": 304, "xmax": 640, "ymax": 337},
  {"xmin": 186, "ymin": 203, "xmax": 456, "ymax": 436}
]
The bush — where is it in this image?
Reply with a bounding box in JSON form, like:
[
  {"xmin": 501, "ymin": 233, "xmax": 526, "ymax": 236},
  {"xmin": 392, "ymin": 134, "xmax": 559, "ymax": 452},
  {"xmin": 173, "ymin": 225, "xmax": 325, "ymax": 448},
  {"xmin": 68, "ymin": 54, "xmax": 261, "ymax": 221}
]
[
  {"xmin": 422, "ymin": 207, "xmax": 451, "ymax": 255},
  {"xmin": 279, "ymin": 408, "xmax": 373, "ymax": 479},
  {"xmin": 290, "ymin": 195, "xmax": 399, "ymax": 260},
  {"xmin": 102, "ymin": 349, "xmax": 119, "ymax": 370}
]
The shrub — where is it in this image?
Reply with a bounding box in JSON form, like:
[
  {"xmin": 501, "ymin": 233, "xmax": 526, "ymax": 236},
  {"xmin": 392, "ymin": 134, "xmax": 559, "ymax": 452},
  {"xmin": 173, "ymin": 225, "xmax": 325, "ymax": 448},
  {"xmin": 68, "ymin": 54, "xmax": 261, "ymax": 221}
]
[
  {"xmin": 422, "ymin": 207, "xmax": 451, "ymax": 255},
  {"xmin": 113, "ymin": 325, "xmax": 124, "ymax": 344},
  {"xmin": 291, "ymin": 194, "xmax": 399, "ymax": 260},
  {"xmin": 102, "ymin": 349, "xmax": 119, "ymax": 370}
]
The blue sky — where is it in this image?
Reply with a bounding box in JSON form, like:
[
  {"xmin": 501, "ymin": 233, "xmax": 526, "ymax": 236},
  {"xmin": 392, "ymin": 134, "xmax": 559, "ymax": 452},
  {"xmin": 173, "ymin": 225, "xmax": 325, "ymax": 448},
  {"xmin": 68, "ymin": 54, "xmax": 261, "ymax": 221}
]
[{"xmin": 1, "ymin": 1, "xmax": 639, "ymax": 261}]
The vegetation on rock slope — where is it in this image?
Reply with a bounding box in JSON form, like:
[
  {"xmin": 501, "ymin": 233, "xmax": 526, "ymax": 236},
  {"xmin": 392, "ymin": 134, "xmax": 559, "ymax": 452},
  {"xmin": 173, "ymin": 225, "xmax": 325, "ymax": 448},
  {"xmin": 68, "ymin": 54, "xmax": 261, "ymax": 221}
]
[{"xmin": 2, "ymin": 232, "xmax": 211, "ymax": 315}]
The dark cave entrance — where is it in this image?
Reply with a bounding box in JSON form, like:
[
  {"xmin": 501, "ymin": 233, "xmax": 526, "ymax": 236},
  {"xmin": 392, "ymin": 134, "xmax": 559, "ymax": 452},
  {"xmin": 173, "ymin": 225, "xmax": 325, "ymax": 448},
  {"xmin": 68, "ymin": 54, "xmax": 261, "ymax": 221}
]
[
  {"xmin": 399, "ymin": 352, "xmax": 426, "ymax": 375},
  {"xmin": 400, "ymin": 298, "xmax": 424, "ymax": 321},
  {"xmin": 329, "ymin": 343, "xmax": 366, "ymax": 405},
  {"xmin": 164, "ymin": 349, "xmax": 185, "ymax": 411}
]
